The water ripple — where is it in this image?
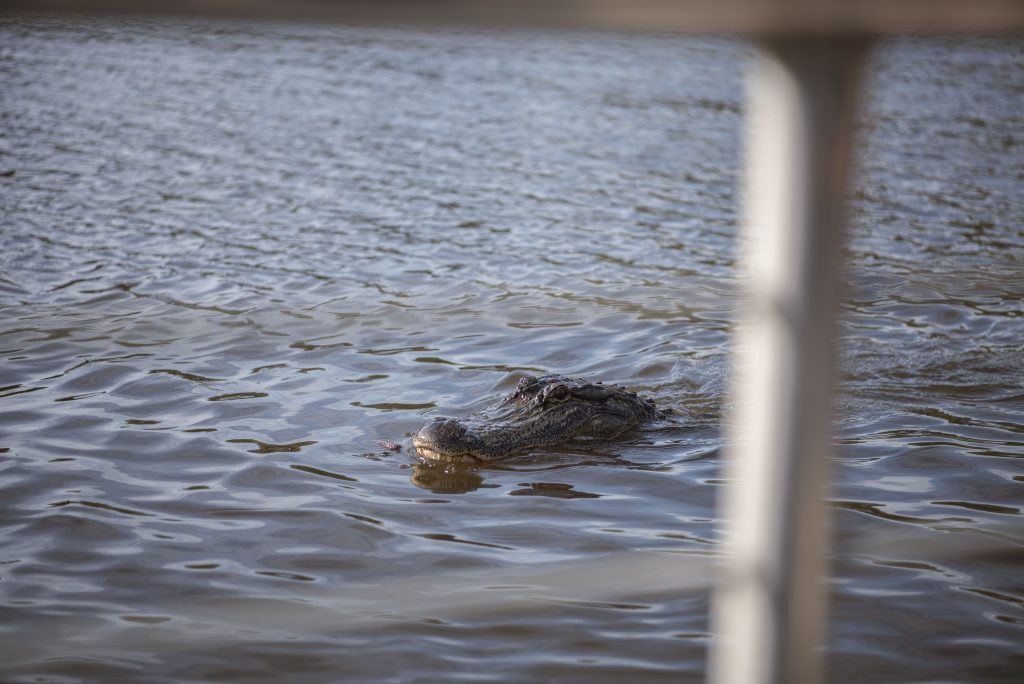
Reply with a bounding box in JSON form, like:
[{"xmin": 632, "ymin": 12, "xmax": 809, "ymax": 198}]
[{"xmin": 1, "ymin": 17, "xmax": 1021, "ymax": 684}]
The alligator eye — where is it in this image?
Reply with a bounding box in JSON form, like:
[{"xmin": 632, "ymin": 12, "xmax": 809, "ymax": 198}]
[{"xmin": 545, "ymin": 384, "xmax": 571, "ymax": 403}]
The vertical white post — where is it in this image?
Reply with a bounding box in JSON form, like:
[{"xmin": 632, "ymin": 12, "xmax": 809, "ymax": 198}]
[{"xmin": 709, "ymin": 39, "xmax": 868, "ymax": 684}]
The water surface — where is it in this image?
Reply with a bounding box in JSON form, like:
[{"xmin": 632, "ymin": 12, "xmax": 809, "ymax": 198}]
[{"xmin": 1, "ymin": 15, "xmax": 1022, "ymax": 683}]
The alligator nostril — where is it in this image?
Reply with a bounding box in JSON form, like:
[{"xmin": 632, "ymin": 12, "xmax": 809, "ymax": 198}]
[{"xmin": 431, "ymin": 418, "xmax": 462, "ymax": 439}]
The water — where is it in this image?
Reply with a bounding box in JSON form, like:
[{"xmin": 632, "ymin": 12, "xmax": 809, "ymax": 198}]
[{"xmin": 1, "ymin": 14, "xmax": 1022, "ymax": 683}]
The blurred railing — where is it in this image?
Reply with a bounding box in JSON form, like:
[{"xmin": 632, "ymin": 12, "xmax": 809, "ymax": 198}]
[{"xmin": 5, "ymin": 2, "xmax": 1021, "ymax": 684}]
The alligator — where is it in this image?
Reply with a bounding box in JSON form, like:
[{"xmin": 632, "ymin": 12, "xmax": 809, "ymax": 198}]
[{"xmin": 412, "ymin": 374, "xmax": 672, "ymax": 463}]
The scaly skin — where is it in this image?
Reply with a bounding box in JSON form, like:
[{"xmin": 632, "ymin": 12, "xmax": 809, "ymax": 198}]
[{"xmin": 413, "ymin": 374, "xmax": 671, "ymax": 463}]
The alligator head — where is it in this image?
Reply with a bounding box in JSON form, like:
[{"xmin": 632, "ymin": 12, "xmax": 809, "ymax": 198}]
[{"xmin": 412, "ymin": 374, "xmax": 671, "ymax": 463}]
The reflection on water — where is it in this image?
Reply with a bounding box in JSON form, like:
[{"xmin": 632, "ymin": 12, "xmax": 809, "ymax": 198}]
[
  {"xmin": 1, "ymin": 15, "xmax": 1022, "ymax": 684},
  {"xmin": 410, "ymin": 461, "xmax": 489, "ymax": 494}
]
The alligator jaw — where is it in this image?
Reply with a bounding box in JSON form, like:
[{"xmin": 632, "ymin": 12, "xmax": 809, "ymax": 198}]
[{"xmin": 410, "ymin": 440, "xmax": 482, "ymax": 464}]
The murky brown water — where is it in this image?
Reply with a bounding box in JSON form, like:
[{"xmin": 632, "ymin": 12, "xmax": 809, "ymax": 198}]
[{"xmin": 1, "ymin": 15, "xmax": 1021, "ymax": 683}]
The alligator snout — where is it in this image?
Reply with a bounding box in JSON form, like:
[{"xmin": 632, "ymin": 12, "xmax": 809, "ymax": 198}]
[
  {"xmin": 420, "ymin": 417, "xmax": 465, "ymax": 440},
  {"xmin": 412, "ymin": 417, "xmax": 481, "ymax": 462}
]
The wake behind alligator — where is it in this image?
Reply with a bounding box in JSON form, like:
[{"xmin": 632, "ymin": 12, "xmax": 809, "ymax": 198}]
[{"xmin": 413, "ymin": 374, "xmax": 672, "ymax": 463}]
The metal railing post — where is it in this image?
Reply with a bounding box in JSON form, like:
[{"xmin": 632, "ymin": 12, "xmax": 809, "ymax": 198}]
[{"xmin": 709, "ymin": 38, "xmax": 869, "ymax": 684}]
